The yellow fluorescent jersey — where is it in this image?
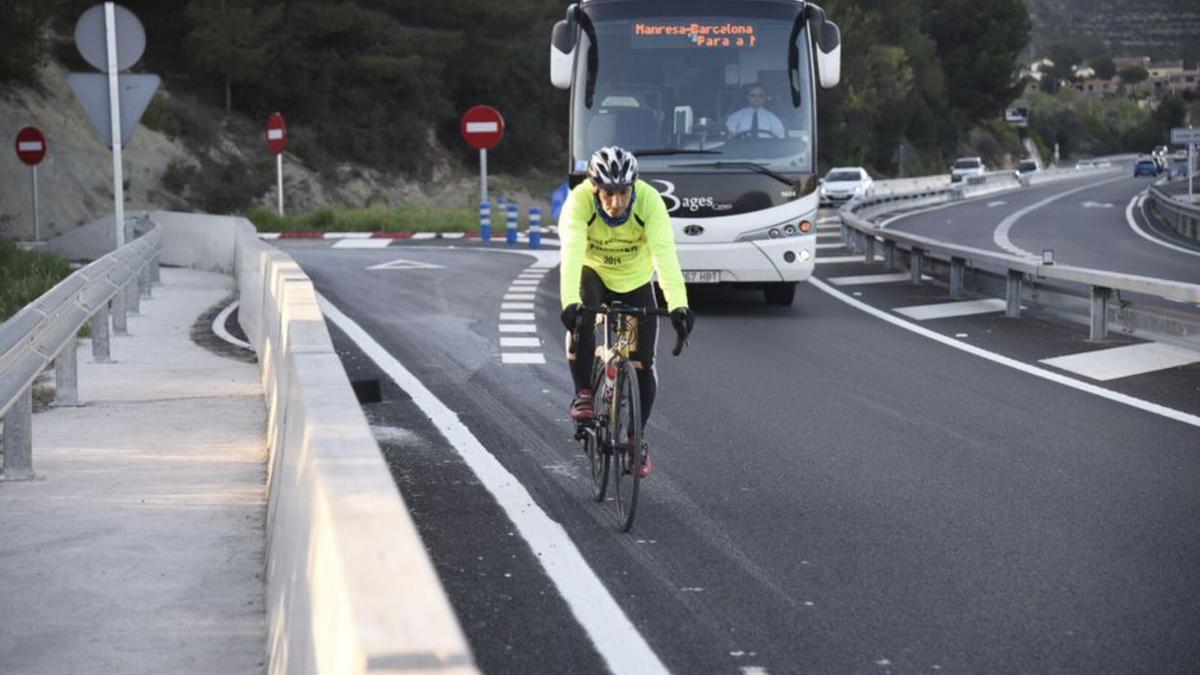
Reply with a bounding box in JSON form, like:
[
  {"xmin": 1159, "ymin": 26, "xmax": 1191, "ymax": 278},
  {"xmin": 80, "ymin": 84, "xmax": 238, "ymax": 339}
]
[{"xmin": 559, "ymin": 179, "xmax": 690, "ymax": 311}]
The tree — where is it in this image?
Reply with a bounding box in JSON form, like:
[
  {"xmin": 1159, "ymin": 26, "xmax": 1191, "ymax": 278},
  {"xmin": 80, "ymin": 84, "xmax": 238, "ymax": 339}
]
[
  {"xmin": 1090, "ymin": 55, "xmax": 1116, "ymax": 81},
  {"xmin": 183, "ymin": 0, "xmax": 282, "ymax": 115},
  {"xmin": 1119, "ymin": 66, "xmax": 1149, "ymax": 86},
  {"xmin": 0, "ymin": 0, "xmax": 53, "ymax": 87},
  {"xmin": 921, "ymin": 0, "xmax": 1031, "ymax": 125}
]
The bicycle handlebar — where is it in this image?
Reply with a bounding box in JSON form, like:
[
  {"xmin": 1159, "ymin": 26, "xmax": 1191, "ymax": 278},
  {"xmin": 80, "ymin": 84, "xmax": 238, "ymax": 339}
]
[{"xmin": 577, "ymin": 303, "xmax": 689, "ymax": 356}]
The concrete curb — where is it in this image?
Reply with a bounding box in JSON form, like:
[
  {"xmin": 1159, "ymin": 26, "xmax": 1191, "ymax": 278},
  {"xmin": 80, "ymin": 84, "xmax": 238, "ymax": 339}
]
[{"xmin": 149, "ymin": 211, "xmax": 478, "ymax": 675}]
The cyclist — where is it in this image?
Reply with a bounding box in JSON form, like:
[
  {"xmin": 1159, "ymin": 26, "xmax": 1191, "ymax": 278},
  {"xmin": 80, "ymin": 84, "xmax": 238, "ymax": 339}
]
[{"xmin": 559, "ymin": 146, "xmax": 695, "ymax": 477}]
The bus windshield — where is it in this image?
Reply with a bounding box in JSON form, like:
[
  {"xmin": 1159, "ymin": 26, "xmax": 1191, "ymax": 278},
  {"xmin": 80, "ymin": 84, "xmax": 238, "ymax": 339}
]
[{"xmin": 572, "ymin": 3, "xmax": 814, "ymax": 176}]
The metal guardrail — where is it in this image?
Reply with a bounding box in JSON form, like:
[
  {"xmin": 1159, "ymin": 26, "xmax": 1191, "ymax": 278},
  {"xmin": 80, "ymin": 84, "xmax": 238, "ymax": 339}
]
[
  {"xmin": 838, "ymin": 181, "xmax": 1200, "ymax": 344},
  {"xmin": 1147, "ymin": 183, "xmax": 1200, "ymax": 241},
  {"xmin": 0, "ymin": 218, "xmax": 162, "ymax": 480}
]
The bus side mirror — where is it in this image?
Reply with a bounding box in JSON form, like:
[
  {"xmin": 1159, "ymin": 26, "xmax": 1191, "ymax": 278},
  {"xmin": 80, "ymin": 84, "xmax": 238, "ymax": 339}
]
[
  {"xmin": 550, "ymin": 19, "xmax": 576, "ymax": 89},
  {"xmin": 550, "ymin": 6, "xmax": 580, "ymax": 89},
  {"xmin": 816, "ymin": 21, "xmax": 841, "ymax": 89}
]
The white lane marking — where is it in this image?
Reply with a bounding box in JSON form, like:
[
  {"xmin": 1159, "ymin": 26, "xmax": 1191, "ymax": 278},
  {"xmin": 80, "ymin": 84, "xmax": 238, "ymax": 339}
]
[
  {"xmin": 324, "ymin": 232, "xmax": 373, "ymax": 239},
  {"xmin": 1039, "ymin": 342, "xmax": 1200, "ymax": 381},
  {"xmin": 498, "ymin": 324, "xmax": 538, "ymax": 333},
  {"xmin": 894, "ymin": 298, "xmax": 1008, "ymax": 320},
  {"xmin": 816, "ymin": 231, "xmax": 842, "ymax": 239},
  {"xmin": 333, "ymin": 238, "xmax": 392, "ymax": 249},
  {"xmin": 815, "ymin": 242, "xmax": 846, "ymax": 250},
  {"xmin": 1126, "ymin": 194, "xmax": 1200, "ymax": 258},
  {"xmin": 212, "ymin": 300, "xmax": 252, "ymax": 350},
  {"xmin": 501, "ymin": 352, "xmax": 546, "ymax": 364},
  {"xmin": 316, "ymin": 294, "xmax": 668, "ymax": 675},
  {"xmin": 520, "ymin": 269, "xmax": 549, "ymax": 277},
  {"xmin": 877, "ymin": 172, "xmax": 1120, "ymax": 231},
  {"xmin": 1081, "ymin": 201, "xmax": 1114, "ymax": 208},
  {"xmin": 987, "ymin": 201, "xmax": 1007, "ymax": 208},
  {"xmin": 828, "ymin": 272, "xmax": 925, "ymax": 286},
  {"xmin": 500, "ymin": 337, "xmax": 541, "ymax": 348},
  {"xmin": 993, "ymin": 174, "xmax": 1126, "ymax": 258},
  {"xmin": 500, "ymin": 312, "xmax": 535, "ymax": 321},
  {"xmin": 504, "ymin": 293, "xmax": 536, "ymax": 301},
  {"xmin": 366, "ymin": 258, "xmax": 444, "ymax": 271},
  {"xmin": 814, "ymin": 254, "xmax": 884, "ymax": 265},
  {"xmin": 501, "ymin": 302, "xmax": 535, "ymax": 310},
  {"xmin": 511, "ymin": 279, "xmax": 541, "ymax": 286},
  {"xmin": 808, "ymin": 277, "xmax": 1200, "ymax": 429}
]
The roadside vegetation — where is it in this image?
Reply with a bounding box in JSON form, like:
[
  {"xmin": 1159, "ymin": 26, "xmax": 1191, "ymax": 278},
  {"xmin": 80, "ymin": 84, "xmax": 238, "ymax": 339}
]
[
  {"xmin": 247, "ymin": 205, "xmax": 478, "ymax": 233},
  {"xmin": 0, "ymin": 238, "xmax": 73, "ymax": 322}
]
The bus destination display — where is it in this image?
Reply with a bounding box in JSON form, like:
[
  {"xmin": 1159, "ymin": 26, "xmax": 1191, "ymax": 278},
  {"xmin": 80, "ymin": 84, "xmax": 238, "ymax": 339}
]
[{"xmin": 632, "ymin": 21, "xmax": 758, "ymax": 49}]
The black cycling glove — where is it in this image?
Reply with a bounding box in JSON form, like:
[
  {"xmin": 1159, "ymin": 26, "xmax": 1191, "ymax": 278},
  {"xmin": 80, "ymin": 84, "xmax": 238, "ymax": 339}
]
[
  {"xmin": 670, "ymin": 307, "xmax": 695, "ymax": 339},
  {"xmin": 560, "ymin": 303, "xmax": 583, "ymax": 332}
]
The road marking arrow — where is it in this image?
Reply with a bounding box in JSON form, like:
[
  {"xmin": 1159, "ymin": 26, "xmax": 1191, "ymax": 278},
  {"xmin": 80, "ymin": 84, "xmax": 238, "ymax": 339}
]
[{"xmin": 366, "ymin": 258, "xmax": 445, "ymax": 271}]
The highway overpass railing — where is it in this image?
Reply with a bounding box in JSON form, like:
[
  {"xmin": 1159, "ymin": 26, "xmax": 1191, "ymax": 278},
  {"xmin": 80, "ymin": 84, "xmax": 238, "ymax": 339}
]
[
  {"xmin": 0, "ymin": 219, "xmax": 161, "ymax": 480},
  {"xmin": 838, "ymin": 180, "xmax": 1200, "ymax": 345},
  {"xmin": 1146, "ymin": 183, "xmax": 1200, "ymax": 241}
]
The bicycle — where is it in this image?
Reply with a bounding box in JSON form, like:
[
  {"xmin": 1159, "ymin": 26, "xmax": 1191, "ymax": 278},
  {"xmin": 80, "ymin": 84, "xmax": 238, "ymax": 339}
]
[{"xmin": 573, "ymin": 302, "xmax": 686, "ymax": 531}]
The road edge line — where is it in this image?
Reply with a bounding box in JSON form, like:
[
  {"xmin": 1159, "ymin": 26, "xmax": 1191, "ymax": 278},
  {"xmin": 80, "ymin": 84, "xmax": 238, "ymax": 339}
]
[
  {"xmin": 316, "ymin": 292, "xmax": 670, "ymax": 675},
  {"xmin": 807, "ymin": 277, "xmax": 1200, "ymax": 430}
]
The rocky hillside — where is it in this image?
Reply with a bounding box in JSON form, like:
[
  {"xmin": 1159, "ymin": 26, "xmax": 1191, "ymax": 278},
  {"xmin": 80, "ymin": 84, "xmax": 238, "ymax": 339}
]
[
  {"xmin": 1026, "ymin": 0, "xmax": 1200, "ymax": 61},
  {"xmin": 0, "ymin": 62, "xmax": 552, "ymax": 242}
]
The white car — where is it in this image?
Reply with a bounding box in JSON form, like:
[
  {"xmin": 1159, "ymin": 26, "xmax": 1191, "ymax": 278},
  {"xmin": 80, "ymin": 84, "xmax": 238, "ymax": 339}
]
[
  {"xmin": 950, "ymin": 156, "xmax": 986, "ymax": 182},
  {"xmin": 819, "ymin": 167, "xmax": 874, "ymax": 205}
]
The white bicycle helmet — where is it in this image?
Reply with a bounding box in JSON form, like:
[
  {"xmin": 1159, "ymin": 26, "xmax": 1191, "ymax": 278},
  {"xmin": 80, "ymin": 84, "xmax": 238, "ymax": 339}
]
[{"xmin": 587, "ymin": 146, "xmax": 639, "ymax": 190}]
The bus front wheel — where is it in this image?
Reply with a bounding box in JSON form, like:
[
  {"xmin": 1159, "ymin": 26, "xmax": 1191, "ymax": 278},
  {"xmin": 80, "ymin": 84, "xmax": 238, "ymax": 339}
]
[{"xmin": 764, "ymin": 282, "xmax": 796, "ymax": 306}]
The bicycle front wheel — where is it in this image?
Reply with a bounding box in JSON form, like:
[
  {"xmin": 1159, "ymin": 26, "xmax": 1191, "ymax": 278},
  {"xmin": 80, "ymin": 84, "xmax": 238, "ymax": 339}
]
[
  {"xmin": 611, "ymin": 359, "xmax": 643, "ymax": 532},
  {"xmin": 586, "ymin": 357, "xmax": 610, "ymax": 501}
]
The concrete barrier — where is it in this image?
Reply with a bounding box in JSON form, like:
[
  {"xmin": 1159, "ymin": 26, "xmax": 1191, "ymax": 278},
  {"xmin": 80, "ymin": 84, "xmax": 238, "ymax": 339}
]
[{"xmin": 149, "ymin": 212, "xmax": 477, "ymax": 675}]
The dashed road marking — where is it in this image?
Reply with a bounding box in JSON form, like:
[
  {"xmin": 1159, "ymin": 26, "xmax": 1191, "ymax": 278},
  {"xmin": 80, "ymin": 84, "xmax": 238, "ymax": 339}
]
[
  {"xmin": 894, "ymin": 298, "xmax": 1008, "ymax": 320},
  {"xmin": 828, "ymin": 272, "xmax": 926, "ymax": 286},
  {"xmin": 501, "ymin": 352, "xmax": 546, "ymax": 364},
  {"xmin": 815, "ymin": 254, "xmax": 885, "ymax": 265},
  {"xmin": 1039, "ymin": 342, "xmax": 1200, "ymax": 381},
  {"xmin": 500, "ymin": 337, "xmax": 542, "ymax": 348},
  {"xmin": 500, "ymin": 312, "xmax": 536, "ymax": 322},
  {"xmin": 333, "ymin": 238, "xmax": 392, "ymax": 249},
  {"xmin": 501, "ymin": 302, "xmax": 535, "ymax": 310},
  {"xmin": 499, "ymin": 324, "xmax": 538, "ymax": 333}
]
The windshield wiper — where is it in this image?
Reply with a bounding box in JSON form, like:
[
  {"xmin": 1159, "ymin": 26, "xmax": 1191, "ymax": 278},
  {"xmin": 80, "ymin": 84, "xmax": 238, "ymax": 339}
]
[
  {"xmin": 633, "ymin": 148, "xmax": 723, "ymax": 157},
  {"xmin": 666, "ymin": 160, "xmax": 798, "ymax": 187}
]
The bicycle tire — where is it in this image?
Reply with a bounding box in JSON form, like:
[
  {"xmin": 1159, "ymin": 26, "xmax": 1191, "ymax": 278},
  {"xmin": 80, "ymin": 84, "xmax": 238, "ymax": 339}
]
[
  {"xmin": 612, "ymin": 359, "xmax": 642, "ymax": 531},
  {"xmin": 586, "ymin": 356, "xmax": 609, "ymax": 501}
]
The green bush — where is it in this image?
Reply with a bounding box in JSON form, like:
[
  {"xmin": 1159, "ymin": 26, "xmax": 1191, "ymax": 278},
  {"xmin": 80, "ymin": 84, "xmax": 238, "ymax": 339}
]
[
  {"xmin": 141, "ymin": 94, "xmax": 217, "ymax": 147},
  {"xmin": 247, "ymin": 204, "xmax": 478, "ymax": 233},
  {"xmin": 0, "ymin": 239, "xmax": 73, "ymax": 321}
]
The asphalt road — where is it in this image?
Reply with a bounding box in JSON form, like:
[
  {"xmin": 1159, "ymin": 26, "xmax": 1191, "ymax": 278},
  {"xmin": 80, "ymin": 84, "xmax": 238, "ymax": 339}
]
[
  {"xmin": 881, "ymin": 168, "xmax": 1200, "ymax": 282},
  {"xmin": 278, "ymin": 234, "xmax": 1200, "ymax": 674}
]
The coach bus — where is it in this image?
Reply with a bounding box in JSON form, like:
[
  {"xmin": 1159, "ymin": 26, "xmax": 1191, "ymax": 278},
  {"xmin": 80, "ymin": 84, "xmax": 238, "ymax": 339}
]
[{"xmin": 550, "ymin": 0, "xmax": 841, "ymax": 305}]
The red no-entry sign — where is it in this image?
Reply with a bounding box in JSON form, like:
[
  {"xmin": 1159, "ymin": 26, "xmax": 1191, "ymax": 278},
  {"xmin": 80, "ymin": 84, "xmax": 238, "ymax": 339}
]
[
  {"xmin": 461, "ymin": 105, "xmax": 505, "ymax": 150},
  {"xmin": 266, "ymin": 112, "xmax": 287, "ymax": 155},
  {"xmin": 15, "ymin": 127, "xmax": 47, "ymax": 166}
]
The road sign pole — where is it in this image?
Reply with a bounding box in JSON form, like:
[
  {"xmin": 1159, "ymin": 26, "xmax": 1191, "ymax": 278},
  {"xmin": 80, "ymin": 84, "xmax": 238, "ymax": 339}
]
[
  {"xmin": 480, "ymin": 148, "xmax": 488, "ymax": 206},
  {"xmin": 105, "ymin": 2, "xmax": 125, "ymax": 248},
  {"xmin": 1190, "ymin": 142, "xmax": 1195, "ymax": 203},
  {"xmin": 277, "ymin": 153, "xmax": 284, "ymax": 216},
  {"xmin": 31, "ymin": 165, "xmax": 39, "ymax": 241}
]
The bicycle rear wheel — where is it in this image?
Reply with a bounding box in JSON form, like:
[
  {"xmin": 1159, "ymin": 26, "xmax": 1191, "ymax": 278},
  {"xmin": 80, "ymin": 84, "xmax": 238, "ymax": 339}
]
[
  {"xmin": 611, "ymin": 359, "xmax": 643, "ymax": 531},
  {"xmin": 586, "ymin": 357, "xmax": 610, "ymax": 501}
]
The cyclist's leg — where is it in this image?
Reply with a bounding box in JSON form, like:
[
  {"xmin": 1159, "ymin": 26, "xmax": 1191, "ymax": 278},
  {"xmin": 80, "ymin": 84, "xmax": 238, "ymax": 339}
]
[
  {"xmin": 615, "ymin": 282, "xmax": 659, "ymax": 428},
  {"xmin": 567, "ymin": 267, "xmax": 607, "ymax": 419}
]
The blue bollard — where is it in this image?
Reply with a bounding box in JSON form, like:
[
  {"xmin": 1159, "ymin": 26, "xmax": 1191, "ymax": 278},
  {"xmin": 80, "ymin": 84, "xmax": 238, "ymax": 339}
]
[
  {"xmin": 479, "ymin": 201, "xmax": 491, "ymax": 241},
  {"xmin": 506, "ymin": 202, "xmax": 519, "ymax": 245},
  {"xmin": 528, "ymin": 207, "xmax": 542, "ymax": 249}
]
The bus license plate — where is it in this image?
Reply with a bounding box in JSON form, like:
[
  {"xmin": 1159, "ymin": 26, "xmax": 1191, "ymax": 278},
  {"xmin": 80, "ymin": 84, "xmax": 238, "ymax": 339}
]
[{"xmin": 683, "ymin": 270, "xmax": 720, "ymax": 284}]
